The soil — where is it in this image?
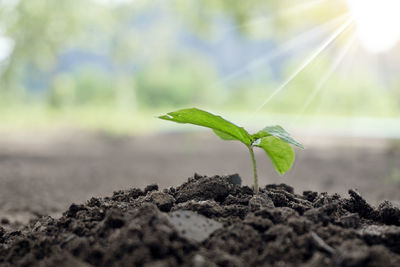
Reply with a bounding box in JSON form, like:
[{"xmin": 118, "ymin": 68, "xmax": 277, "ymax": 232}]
[
  {"xmin": 1, "ymin": 131, "xmax": 400, "ymax": 225},
  {"xmin": 1, "ymin": 174, "xmax": 400, "ymax": 267}
]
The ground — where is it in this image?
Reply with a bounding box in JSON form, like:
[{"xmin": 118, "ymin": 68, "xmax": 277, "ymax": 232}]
[
  {"xmin": 0, "ymin": 130, "xmax": 399, "ymax": 224},
  {"xmin": 2, "ymin": 174, "xmax": 400, "ymax": 266}
]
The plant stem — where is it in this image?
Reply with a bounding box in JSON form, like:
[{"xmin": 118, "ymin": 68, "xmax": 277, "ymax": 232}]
[{"xmin": 248, "ymin": 146, "xmax": 258, "ymax": 194}]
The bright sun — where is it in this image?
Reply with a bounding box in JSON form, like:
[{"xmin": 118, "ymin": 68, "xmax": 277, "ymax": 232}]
[{"xmin": 346, "ymin": 0, "xmax": 400, "ymax": 53}]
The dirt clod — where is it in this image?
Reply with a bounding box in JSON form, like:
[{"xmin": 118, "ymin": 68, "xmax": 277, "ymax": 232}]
[
  {"xmin": 145, "ymin": 191, "xmax": 175, "ymax": 212},
  {"xmin": 168, "ymin": 210, "xmax": 223, "ymax": 242},
  {"xmin": 144, "ymin": 184, "xmax": 159, "ymax": 194},
  {"xmin": 248, "ymin": 193, "xmax": 275, "ymax": 212},
  {"xmin": 1, "ymin": 218, "xmax": 10, "ymax": 225}
]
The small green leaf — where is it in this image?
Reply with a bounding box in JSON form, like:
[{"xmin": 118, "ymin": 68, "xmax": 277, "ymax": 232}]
[
  {"xmin": 159, "ymin": 108, "xmax": 253, "ymax": 145},
  {"xmin": 254, "ymin": 125, "xmax": 304, "ymax": 149},
  {"xmin": 254, "ymin": 136, "xmax": 295, "ymax": 175}
]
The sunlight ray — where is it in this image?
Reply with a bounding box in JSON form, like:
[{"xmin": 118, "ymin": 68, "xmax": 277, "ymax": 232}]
[
  {"xmin": 211, "ymin": 13, "xmax": 351, "ymax": 89},
  {"xmin": 311, "ymin": 39, "xmax": 360, "ymax": 116},
  {"xmin": 299, "ymin": 33, "xmax": 357, "ymax": 114},
  {"xmin": 280, "ymin": 0, "xmax": 330, "ymax": 17},
  {"xmin": 254, "ymin": 16, "xmax": 354, "ymax": 113}
]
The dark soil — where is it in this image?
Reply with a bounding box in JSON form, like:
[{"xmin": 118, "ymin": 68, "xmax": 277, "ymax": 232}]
[{"xmin": 1, "ymin": 174, "xmax": 400, "ymax": 266}]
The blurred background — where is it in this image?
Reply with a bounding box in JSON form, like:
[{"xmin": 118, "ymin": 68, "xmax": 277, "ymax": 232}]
[{"xmin": 0, "ymin": 0, "xmax": 399, "ymax": 223}]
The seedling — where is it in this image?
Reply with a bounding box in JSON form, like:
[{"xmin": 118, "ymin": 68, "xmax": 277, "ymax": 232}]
[{"xmin": 159, "ymin": 108, "xmax": 303, "ymax": 194}]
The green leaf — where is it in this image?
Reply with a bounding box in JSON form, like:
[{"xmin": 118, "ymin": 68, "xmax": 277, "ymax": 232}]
[
  {"xmin": 254, "ymin": 125, "xmax": 304, "ymax": 149},
  {"xmin": 253, "ymin": 136, "xmax": 295, "ymax": 175},
  {"xmin": 212, "ymin": 129, "xmax": 236, "ymax": 140},
  {"xmin": 158, "ymin": 108, "xmax": 253, "ymax": 145},
  {"xmin": 252, "ymin": 130, "xmax": 271, "ymax": 140}
]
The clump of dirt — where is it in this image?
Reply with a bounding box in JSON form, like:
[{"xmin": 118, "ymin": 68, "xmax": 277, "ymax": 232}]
[{"xmin": 1, "ymin": 174, "xmax": 400, "ymax": 266}]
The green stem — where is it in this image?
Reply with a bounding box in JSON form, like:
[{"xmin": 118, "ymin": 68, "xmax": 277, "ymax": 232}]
[{"xmin": 248, "ymin": 146, "xmax": 258, "ymax": 194}]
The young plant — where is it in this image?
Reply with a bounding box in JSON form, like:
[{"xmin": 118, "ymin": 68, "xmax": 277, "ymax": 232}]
[{"xmin": 158, "ymin": 108, "xmax": 303, "ymax": 194}]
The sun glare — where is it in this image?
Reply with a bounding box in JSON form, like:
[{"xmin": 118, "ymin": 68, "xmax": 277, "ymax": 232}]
[{"xmin": 346, "ymin": 0, "xmax": 400, "ymax": 53}]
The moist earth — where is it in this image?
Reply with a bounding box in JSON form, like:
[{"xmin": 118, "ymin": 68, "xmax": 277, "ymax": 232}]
[{"xmin": 1, "ymin": 174, "xmax": 400, "ymax": 267}]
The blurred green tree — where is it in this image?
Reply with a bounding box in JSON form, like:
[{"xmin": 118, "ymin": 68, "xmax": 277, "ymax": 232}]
[
  {"xmin": 0, "ymin": 0, "xmax": 86, "ymax": 95},
  {"xmin": 0, "ymin": 0, "xmax": 398, "ymax": 120}
]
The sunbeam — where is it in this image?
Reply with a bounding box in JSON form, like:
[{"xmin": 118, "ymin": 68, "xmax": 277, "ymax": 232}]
[
  {"xmin": 254, "ymin": 16, "xmax": 354, "ymax": 113},
  {"xmin": 280, "ymin": 0, "xmax": 330, "ymax": 17},
  {"xmin": 311, "ymin": 39, "xmax": 360, "ymax": 117},
  {"xmin": 299, "ymin": 33, "xmax": 357, "ymax": 114},
  {"xmin": 211, "ymin": 13, "xmax": 351, "ymax": 89}
]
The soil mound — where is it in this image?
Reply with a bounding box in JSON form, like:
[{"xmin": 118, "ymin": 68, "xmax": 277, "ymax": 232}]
[{"xmin": 1, "ymin": 174, "xmax": 400, "ymax": 266}]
